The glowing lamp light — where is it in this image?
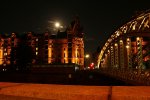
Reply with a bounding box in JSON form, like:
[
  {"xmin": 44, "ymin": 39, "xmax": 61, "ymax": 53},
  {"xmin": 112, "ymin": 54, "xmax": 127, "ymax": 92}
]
[
  {"xmin": 90, "ymin": 63, "xmax": 94, "ymax": 66},
  {"xmin": 85, "ymin": 54, "xmax": 90, "ymax": 58},
  {"xmin": 127, "ymin": 38, "xmax": 130, "ymax": 41},
  {"xmin": 136, "ymin": 37, "xmax": 140, "ymax": 41},
  {"xmin": 115, "ymin": 43, "xmax": 118, "ymax": 46},
  {"xmin": 126, "ymin": 45, "xmax": 129, "ymax": 49},
  {"xmin": 120, "ymin": 40, "xmax": 123, "ymax": 43},
  {"xmin": 90, "ymin": 62, "xmax": 94, "ymax": 69}
]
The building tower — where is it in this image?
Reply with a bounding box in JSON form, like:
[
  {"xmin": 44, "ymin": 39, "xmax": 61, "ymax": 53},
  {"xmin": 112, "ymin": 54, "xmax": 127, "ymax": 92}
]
[{"xmin": 67, "ymin": 16, "xmax": 84, "ymax": 68}]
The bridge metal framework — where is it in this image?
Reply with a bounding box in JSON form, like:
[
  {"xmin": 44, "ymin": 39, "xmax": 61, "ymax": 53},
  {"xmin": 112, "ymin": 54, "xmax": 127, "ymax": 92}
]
[{"xmin": 97, "ymin": 10, "xmax": 150, "ymax": 85}]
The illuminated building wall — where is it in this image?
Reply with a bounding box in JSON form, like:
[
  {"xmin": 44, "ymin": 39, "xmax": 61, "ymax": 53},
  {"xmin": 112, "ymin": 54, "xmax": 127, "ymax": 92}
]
[
  {"xmin": 0, "ymin": 32, "xmax": 84, "ymax": 68},
  {"xmin": 48, "ymin": 39, "xmax": 53, "ymax": 63},
  {"xmin": 0, "ymin": 33, "xmax": 19, "ymax": 66},
  {"xmin": 47, "ymin": 17, "xmax": 84, "ymax": 68},
  {"xmin": 0, "ymin": 37, "xmax": 4, "ymax": 65},
  {"xmin": 47, "ymin": 32, "xmax": 84, "ymax": 68},
  {"xmin": 0, "ymin": 47, "xmax": 3, "ymax": 65},
  {"xmin": 26, "ymin": 32, "xmax": 37, "ymax": 64},
  {"xmin": 72, "ymin": 37, "xmax": 84, "ymax": 66},
  {"xmin": 25, "ymin": 30, "xmax": 84, "ymax": 68},
  {"xmin": 48, "ymin": 39, "xmax": 68, "ymax": 64}
]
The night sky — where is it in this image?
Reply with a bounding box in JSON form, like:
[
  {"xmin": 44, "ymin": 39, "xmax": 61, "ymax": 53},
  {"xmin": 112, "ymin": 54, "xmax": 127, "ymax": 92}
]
[{"xmin": 0, "ymin": 0, "xmax": 150, "ymax": 54}]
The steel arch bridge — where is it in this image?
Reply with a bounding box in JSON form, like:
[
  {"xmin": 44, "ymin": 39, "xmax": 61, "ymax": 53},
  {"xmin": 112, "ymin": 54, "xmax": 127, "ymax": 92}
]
[{"xmin": 96, "ymin": 10, "xmax": 150, "ymax": 85}]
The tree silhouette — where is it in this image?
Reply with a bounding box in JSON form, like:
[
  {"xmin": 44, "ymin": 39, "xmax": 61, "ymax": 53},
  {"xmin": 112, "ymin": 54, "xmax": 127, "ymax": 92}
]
[
  {"xmin": 15, "ymin": 35, "xmax": 33, "ymax": 71},
  {"xmin": 10, "ymin": 47, "xmax": 17, "ymax": 71}
]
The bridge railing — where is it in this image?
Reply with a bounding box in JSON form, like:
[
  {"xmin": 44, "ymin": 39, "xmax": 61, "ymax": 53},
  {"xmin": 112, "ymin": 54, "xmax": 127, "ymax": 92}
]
[{"xmin": 98, "ymin": 67, "xmax": 150, "ymax": 85}]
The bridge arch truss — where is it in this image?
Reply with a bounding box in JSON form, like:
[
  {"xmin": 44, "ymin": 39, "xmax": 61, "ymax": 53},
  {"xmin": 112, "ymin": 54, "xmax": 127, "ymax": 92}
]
[{"xmin": 97, "ymin": 10, "xmax": 150, "ymax": 70}]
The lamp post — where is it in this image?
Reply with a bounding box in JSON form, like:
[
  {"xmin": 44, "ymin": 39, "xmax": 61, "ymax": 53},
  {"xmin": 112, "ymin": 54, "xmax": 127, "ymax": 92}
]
[{"xmin": 84, "ymin": 54, "xmax": 90, "ymax": 69}]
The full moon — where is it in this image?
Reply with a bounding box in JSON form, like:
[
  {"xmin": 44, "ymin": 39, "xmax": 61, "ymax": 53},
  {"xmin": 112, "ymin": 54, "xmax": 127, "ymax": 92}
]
[{"xmin": 55, "ymin": 22, "xmax": 60, "ymax": 28}]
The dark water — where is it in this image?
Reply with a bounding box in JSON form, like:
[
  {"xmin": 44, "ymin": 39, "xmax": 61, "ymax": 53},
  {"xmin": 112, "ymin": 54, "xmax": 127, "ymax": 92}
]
[{"xmin": 0, "ymin": 70, "xmax": 130, "ymax": 86}]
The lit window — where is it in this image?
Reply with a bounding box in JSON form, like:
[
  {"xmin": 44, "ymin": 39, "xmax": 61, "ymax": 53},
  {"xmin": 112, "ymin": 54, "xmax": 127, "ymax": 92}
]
[
  {"xmin": 36, "ymin": 52, "xmax": 38, "ymax": 55},
  {"xmin": 107, "ymin": 50, "xmax": 110, "ymax": 53},
  {"xmin": 120, "ymin": 40, "xmax": 123, "ymax": 43},
  {"xmin": 126, "ymin": 45, "xmax": 129, "ymax": 49},
  {"xmin": 136, "ymin": 37, "xmax": 140, "ymax": 41},
  {"xmin": 36, "ymin": 38, "xmax": 38, "ymax": 41},
  {"xmin": 115, "ymin": 43, "xmax": 118, "ymax": 46},
  {"xmin": 127, "ymin": 38, "xmax": 130, "ymax": 41},
  {"xmin": 36, "ymin": 47, "xmax": 38, "ymax": 51},
  {"xmin": 4, "ymin": 53, "xmax": 7, "ymax": 56}
]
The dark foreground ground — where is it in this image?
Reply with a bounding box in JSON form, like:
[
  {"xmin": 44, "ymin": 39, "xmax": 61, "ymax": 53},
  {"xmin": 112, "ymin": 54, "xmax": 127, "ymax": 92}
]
[
  {"xmin": 0, "ymin": 82, "xmax": 149, "ymax": 100},
  {"xmin": 0, "ymin": 70, "xmax": 130, "ymax": 86}
]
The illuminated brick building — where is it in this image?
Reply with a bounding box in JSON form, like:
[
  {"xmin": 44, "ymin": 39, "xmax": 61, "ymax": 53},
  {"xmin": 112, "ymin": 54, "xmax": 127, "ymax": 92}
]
[
  {"xmin": 44, "ymin": 17, "xmax": 84, "ymax": 68},
  {"xmin": 0, "ymin": 17, "xmax": 84, "ymax": 69},
  {"xmin": 0, "ymin": 33, "xmax": 18, "ymax": 66}
]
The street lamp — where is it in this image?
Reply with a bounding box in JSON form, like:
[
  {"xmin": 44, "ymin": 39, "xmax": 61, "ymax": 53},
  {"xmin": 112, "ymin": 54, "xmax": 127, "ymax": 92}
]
[
  {"xmin": 85, "ymin": 54, "xmax": 90, "ymax": 58},
  {"xmin": 84, "ymin": 54, "xmax": 90, "ymax": 69}
]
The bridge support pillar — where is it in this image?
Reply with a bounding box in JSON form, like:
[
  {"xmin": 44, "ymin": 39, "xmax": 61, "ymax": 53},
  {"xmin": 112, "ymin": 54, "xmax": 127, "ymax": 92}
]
[
  {"xmin": 136, "ymin": 37, "xmax": 144, "ymax": 72},
  {"xmin": 110, "ymin": 45, "xmax": 114, "ymax": 68},
  {"xmin": 126, "ymin": 38, "xmax": 132, "ymax": 69},
  {"xmin": 114, "ymin": 43, "xmax": 119, "ymax": 68},
  {"xmin": 119, "ymin": 39, "xmax": 124, "ymax": 68},
  {"xmin": 105, "ymin": 50, "xmax": 111, "ymax": 68}
]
